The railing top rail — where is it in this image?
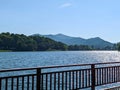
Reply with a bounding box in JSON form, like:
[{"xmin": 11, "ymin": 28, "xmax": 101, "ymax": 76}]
[
  {"xmin": 0, "ymin": 62, "xmax": 120, "ymax": 72},
  {"xmin": 93, "ymin": 62, "xmax": 120, "ymax": 65}
]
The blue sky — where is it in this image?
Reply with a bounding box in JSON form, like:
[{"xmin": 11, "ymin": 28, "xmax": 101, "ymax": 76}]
[{"xmin": 0, "ymin": 0, "xmax": 120, "ymax": 43}]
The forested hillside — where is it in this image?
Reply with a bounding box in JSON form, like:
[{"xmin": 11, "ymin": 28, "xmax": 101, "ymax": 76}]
[
  {"xmin": 0, "ymin": 32, "xmax": 117, "ymax": 51},
  {"xmin": 0, "ymin": 32, "xmax": 67, "ymax": 51},
  {"xmin": 117, "ymin": 43, "xmax": 120, "ymax": 51}
]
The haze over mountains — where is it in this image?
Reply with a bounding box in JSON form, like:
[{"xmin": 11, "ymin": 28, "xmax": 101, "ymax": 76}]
[{"xmin": 34, "ymin": 34, "xmax": 114, "ymax": 49}]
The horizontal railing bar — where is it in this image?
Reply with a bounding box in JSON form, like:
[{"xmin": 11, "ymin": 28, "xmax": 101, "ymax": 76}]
[
  {"xmin": 40, "ymin": 62, "xmax": 120, "ymax": 69},
  {"xmin": 76, "ymin": 86, "xmax": 92, "ymax": 89},
  {"xmin": 0, "ymin": 68, "xmax": 37, "ymax": 72},
  {"xmin": 42, "ymin": 68, "xmax": 91, "ymax": 74},
  {"xmin": 95, "ymin": 81, "xmax": 120, "ymax": 86},
  {"xmin": 0, "ymin": 62, "xmax": 120, "ymax": 72},
  {"xmin": 95, "ymin": 66, "xmax": 120, "ymax": 69},
  {"xmin": 94, "ymin": 62, "xmax": 120, "ymax": 65},
  {"xmin": 0, "ymin": 74, "xmax": 36, "ymax": 79},
  {"xmin": 105, "ymin": 86, "xmax": 120, "ymax": 90}
]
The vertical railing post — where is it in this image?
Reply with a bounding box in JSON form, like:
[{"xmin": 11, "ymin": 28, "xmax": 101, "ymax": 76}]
[
  {"xmin": 91, "ymin": 64, "xmax": 95, "ymax": 90},
  {"xmin": 37, "ymin": 68, "xmax": 41, "ymax": 90}
]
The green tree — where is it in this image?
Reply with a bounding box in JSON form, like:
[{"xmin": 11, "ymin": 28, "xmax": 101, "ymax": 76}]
[
  {"xmin": 117, "ymin": 43, "xmax": 120, "ymax": 51},
  {"xmin": 31, "ymin": 35, "xmax": 67, "ymax": 51},
  {"xmin": 68, "ymin": 45, "xmax": 92, "ymax": 51}
]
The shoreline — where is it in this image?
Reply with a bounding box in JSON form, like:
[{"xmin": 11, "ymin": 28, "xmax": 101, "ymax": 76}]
[{"xmin": 0, "ymin": 50, "xmax": 118, "ymax": 52}]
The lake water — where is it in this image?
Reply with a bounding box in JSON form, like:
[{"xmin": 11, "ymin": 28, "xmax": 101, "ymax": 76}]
[
  {"xmin": 0, "ymin": 51, "xmax": 120, "ymax": 69},
  {"xmin": 0, "ymin": 51, "xmax": 120, "ymax": 89}
]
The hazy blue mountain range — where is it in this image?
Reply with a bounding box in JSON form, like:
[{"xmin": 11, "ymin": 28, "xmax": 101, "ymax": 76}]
[{"xmin": 33, "ymin": 34, "xmax": 114, "ymax": 49}]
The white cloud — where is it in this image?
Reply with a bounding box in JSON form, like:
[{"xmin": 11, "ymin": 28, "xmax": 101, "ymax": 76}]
[{"xmin": 59, "ymin": 3, "xmax": 72, "ymax": 8}]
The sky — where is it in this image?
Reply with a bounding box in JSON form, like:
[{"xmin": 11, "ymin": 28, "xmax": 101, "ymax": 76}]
[{"xmin": 0, "ymin": 0, "xmax": 120, "ymax": 43}]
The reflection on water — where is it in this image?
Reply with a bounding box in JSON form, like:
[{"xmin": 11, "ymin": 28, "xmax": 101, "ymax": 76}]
[
  {"xmin": 0, "ymin": 51, "xmax": 120, "ymax": 69},
  {"xmin": 0, "ymin": 51, "xmax": 120, "ymax": 89}
]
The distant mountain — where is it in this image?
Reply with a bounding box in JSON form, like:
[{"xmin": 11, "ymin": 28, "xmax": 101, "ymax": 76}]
[
  {"xmin": 85, "ymin": 37, "xmax": 113, "ymax": 49},
  {"xmin": 33, "ymin": 34, "xmax": 114, "ymax": 49},
  {"xmin": 44, "ymin": 34, "xmax": 86, "ymax": 45}
]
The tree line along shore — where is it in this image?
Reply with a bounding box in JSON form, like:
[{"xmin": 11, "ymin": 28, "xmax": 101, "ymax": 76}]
[{"xmin": 0, "ymin": 32, "xmax": 120, "ymax": 51}]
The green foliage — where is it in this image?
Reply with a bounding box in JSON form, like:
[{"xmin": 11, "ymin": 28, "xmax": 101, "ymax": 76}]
[
  {"xmin": 0, "ymin": 32, "xmax": 67, "ymax": 51},
  {"xmin": 0, "ymin": 50, "xmax": 12, "ymax": 52},
  {"xmin": 68, "ymin": 45, "xmax": 92, "ymax": 50},
  {"xmin": 30, "ymin": 35, "xmax": 67, "ymax": 51},
  {"xmin": 0, "ymin": 32, "xmax": 117, "ymax": 51},
  {"xmin": 117, "ymin": 43, "xmax": 120, "ymax": 51}
]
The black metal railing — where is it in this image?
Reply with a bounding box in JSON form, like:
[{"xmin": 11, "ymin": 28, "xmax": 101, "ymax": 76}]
[
  {"xmin": 105, "ymin": 86, "xmax": 120, "ymax": 90},
  {"xmin": 0, "ymin": 62, "xmax": 120, "ymax": 90}
]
